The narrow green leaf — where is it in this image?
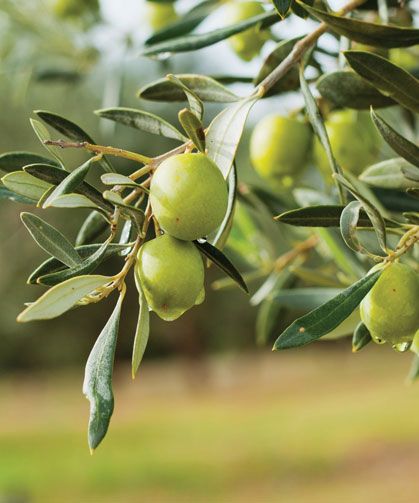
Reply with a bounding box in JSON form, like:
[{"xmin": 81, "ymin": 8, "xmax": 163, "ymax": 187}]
[
  {"xmin": 178, "ymin": 108, "xmax": 206, "ymax": 152},
  {"xmin": 335, "ymin": 174, "xmax": 387, "ymax": 253},
  {"xmin": 206, "ymin": 95, "xmax": 258, "ymax": 178},
  {"xmin": 29, "ymin": 118, "xmax": 64, "ymax": 167},
  {"xmin": 95, "ymin": 107, "xmax": 187, "ymax": 142},
  {"xmin": 43, "ymin": 156, "xmax": 98, "ymax": 208},
  {"xmin": 340, "ymin": 201, "xmax": 368, "ymax": 254},
  {"xmin": 21, "ymin": 212, "xmax": 81, "ymax": 267},
  {"xmin": 141, "ymin": 11, "xmax": 278, "ymax": 56},
  {"xmin": 317, "ymin": 70, "xmax": 395, "ymax": 109},
  {"xmin": 138, "ymin": 74, "xmax": 240, "ymax": 103},
  {"xmin": 402, "ymin": 165, "xmax": 419, "ymax": 183},
  {"xmin": 344, "ymin": 51, "xmax": 419, "ymax": 113},
  {"xmin": 28, "ymin": 243, "xmax": 130, "ymax": 285},
  {"xmin": 352, "ymin": 321, "xmax": 372, "ymax": 352},
  {"xmin": 273, "ymin": 270, "xmax": 381, "ymax": 350},
  {"xmin": 275, "ymin": 205, "xmax": 374, "ymax": 227},
  {"xmin": 272, "ymin": 0, "xmax": 292, "ymax": 17},
  {"xmin": 49, "ymin": 194, "xmax": 101, "ymax": 211},
  {"xmin": 76, "ymin": 211, "xmax": 109, "ymax": 246},
  {"xmin": 370, "ymin": 109, "xmax": 419, "ymax": 168},
  {"xmin": 194, "ymin": 240, "xmax": 248, "ymax": 293},
  {"xmin": 100, "ymin": 173, "xmax": 139, "ymax": 187},
  {"xmin": 132, "ymin": 270, "xmax": 150, "ymax": 379},
  {"xmin": 17, "ymin": 275, "xmax": 111, "ymax": 322},
  {"xmin": 210, "ymin": 162, "xmax": 237, "ymax": 249},
  {"xmin": 23, "ymin": 164, "xmax": 114, "ymax": 213},
  {"xmin": 83, "ymin": 291, "xmax": 124, "ymax": 451},
  {"xmin": 167, "ymin": 74, "xmax": 204, "ymax": 119},
  {"xmin": 37, "ymin": 239, "xmax": 111, "ymax": 286},
  {"xmin": 0, "ymin": 151, "xmax": 58, "ymax": 176},
  {"xmin": 0, "ymin": 187, "xmax": 35, "ymax": 205},
  {"xmin": 403, "ymin": 212, "xmax": 419, "ymax": 225},
  {"xmin": 2, "ymin": 171, "xmax": 51, "ymax": 202},
  {"xmin": 34, "ymin": 110, "xmax": 114, "ymax": 173},
  {"xmin": 360, "ymin": 158, "xmax": 419, "ymax": 189},
  {"xmin": 299, "ymin": 3, "xmax": 419, "ymax": 48}
]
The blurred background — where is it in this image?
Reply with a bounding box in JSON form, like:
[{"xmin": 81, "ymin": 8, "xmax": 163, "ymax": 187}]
[{"xmin": 1, "ymin": 0, "xmax": 419, "ymax": 502}]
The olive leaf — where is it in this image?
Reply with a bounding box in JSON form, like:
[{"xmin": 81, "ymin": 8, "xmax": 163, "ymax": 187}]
[
  {"xmin": 317, "ymin": 70, "xmax": 395, "ymax": 109},
  {"xmin": 29, "ymin": 118, "xmax": 64, "ymax": 167},
  {"xmin": 194, "ymin": 240, "xmax": 248, "ymax": 293},
  {"xmin": 178, "ymin": 108, "xmax": 205, "ymax": 152},
  {"xmin": 83, "ymin": 290, "xmax": 124, "ymax": 451},
  {"xmin": 272, "ymin": 0, "xmax": 293, "ymax": 17},
  {"xmin": 28, "ymin": 243, "xmax": 130, "ymax": 285},
  {"xmin": 335, "ymin": 174, "xmax": 387, "ymax": 253},
  {"xmin": 402, "ymin": 165, "xmax": 419, "ymax": 183},
  {"xmin": 49, "ymin": 194, "xmax": 101, "ymax": 212},
  {"xmin": 210, "ymin": 162, "xmax": 237, "ymax": 250},
  {"xmin": 340, "ymin": 201, "xmax": 369, "ymax": 254},
  {"xmin": 2, "ymin": 171, "xmax": 51, "ymax": 202},
  {"xmin": 206, "ymin": 95, "xmax": 258, "ymax": 178},
  {"xmin": 0, "ymin": 151, "xmax": 58, "ymax": 176},
  {"xmin": 95, "ymin": 107, "xmax": 187, "ymax": 142},
  {"xmin": 34, "ymin": 110, "xmax": 114, "ymax": 173},
  {"xmin": 299, "ymin": 2, "xmax": 419, "ymax": 48},
  {"xmin": 42, "ymin": 156, "xmax": 99, "ymax": 208},
  {"xmin": 167, "ymin": 74, "xmax": 204, "ymax": 119},
  {"xmin": 36, "ymin": 238, "xmax": 111, "ymax": 286},
  {"xmin": 360, "ymin": 158, "xmax": 419, "ymax": 190},
  {"xmin": 17, "ymin": 275, "xmax": 112, "ymax": 322},
  {"xmin": 20, "ymin": 212, "xmax": 82, "ymax": 267},
  {"xmin": 275, "ymin": 205, "xmax": 373, "ymax": 227},
  {"xmin": 273, "ymin": 270, "xmax": 381, "ymax": 350},
  {"xmin": 132, "ymin": 269, "xmax": 150, "ymax": 379},
  {"xmin": 23, "ymin": 164, "xmax": 114, "ymax": 213},
  {"xmin": 352, "ymin": 321, "xmax": 372, "ymax": 352},
  {"xmin": 141, "ymin": 10, "xmax": 278, "ymax": 56},
  {"xmin": 299, "ymin": 60, "xmax": 343, "ymax": 199},
  {"xmin": 407, "ymin": 355, "xmax": 419, "ymax": 383},
  {"xmin": 138, "ymin": 74, "xmax": 240, "ymax": 103},
  {"xmin": 344, "ymin": 51, "xmax": 419, "ymax": 113},
  {"xmin": 76, "ymin": 211, "xmax": 109, "ymax": 246},
  {"xmin": 370, "ymin": 109, "xmax": 419, "ymax": 168},
  {"xmin": 101, "ymin": 173, "xmax": 139, "ymax": 187},
  {"xmin": 0, "ymin": 187, "xmax": 35, "ymax": 205},
  {"xmin": 144, "ymin": 0, "xmax": 218, "ymax": 46}
]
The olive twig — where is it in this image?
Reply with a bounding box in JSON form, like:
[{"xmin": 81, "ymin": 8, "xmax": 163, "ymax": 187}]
[
  {"xmin": 273, "ymin": 235, "xmax": 319, "ymax": 272},
  {"xmin": 44, "ymin": 139, "xmax": 152, "ymax": 164},
  {"xmin": 385, "ymin": 225, "xmax": 419, "ymax": 263}
]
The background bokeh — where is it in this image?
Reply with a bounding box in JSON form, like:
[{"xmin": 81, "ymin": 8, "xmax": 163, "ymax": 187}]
[{"xmin": 0, "ymin": 1, "xmax": 418, "ymax": 502}]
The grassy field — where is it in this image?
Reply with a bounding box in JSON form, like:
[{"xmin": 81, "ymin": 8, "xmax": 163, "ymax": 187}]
[{"xmin": 1, "ymin": 345, "xmax": 419, "ymax": 503}]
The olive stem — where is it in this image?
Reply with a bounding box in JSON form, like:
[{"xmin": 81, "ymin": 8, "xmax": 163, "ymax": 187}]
[
  {"xmin": 254, "ymin": 0, "xmax": 367, "ymax": 97},
  {"xmin": 387, "ymin": 225, "xmax": 419, "ymax": 262},
  {"xmin": 44, "ymin": 139, "xmax": 152, "ymax": 164}
]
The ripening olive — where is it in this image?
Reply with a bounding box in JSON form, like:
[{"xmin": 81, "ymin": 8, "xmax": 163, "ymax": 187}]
[
  {"xmin": 250, "ymin": 115, "xmax": 312, "ymax": 184},
  {"xmin": 150, "ymin": 153, "xmax": 228, "ymax": 241},
  {"xmin": 313, "ymin": 110, "xmax": 380, "ymax": 182},
  {"xmin": 360, "ymin": 262, "xmax": 419, "ymax": 346},
  {"xmin": 223, "ymin": 1, "xmax": 267, "ymax": 61},
  {"xmin": 136, "ymin": 234, "xmax": 205, "ymax": 321}
]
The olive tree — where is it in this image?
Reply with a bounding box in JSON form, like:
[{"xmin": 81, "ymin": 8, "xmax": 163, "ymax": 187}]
[{"xmin": 0, "ymin": 0, "xmax": 418, "ymax": 451}]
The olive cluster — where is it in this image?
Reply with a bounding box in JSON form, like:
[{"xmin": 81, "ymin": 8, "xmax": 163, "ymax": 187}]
[
  {"xmin": 250, "ymin": 110, "xmax": 380, "ymax": 187},
  {"xmin": 135, "ymin": 154, "xmax": 228, "ymax": 321}
]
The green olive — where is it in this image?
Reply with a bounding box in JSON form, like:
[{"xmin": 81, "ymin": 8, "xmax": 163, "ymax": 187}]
[
  {"xmin": 150, "ymin": 153, "xmax": 228, "ymax": 241},
  {"xmin": 136, "ymin": 234, "xmax": 205, "ymax": 321},
  {"xmin": 314, "ymin": 110, "xmax": 380, "ymax": 182},
  {"xmin": 145, "ymin": 1, "xmax": 178, "ymax": 31},
  {"xmin": 223, "ymin": 1, "xmax": 267, "ymax": 61},
  {"xmin": 250, "ymin": 115, "xmax": 312, "ymax": 185},
  {"xmin": 360, "ymin": 262, "xmax": 419, "ymax": 346}
]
